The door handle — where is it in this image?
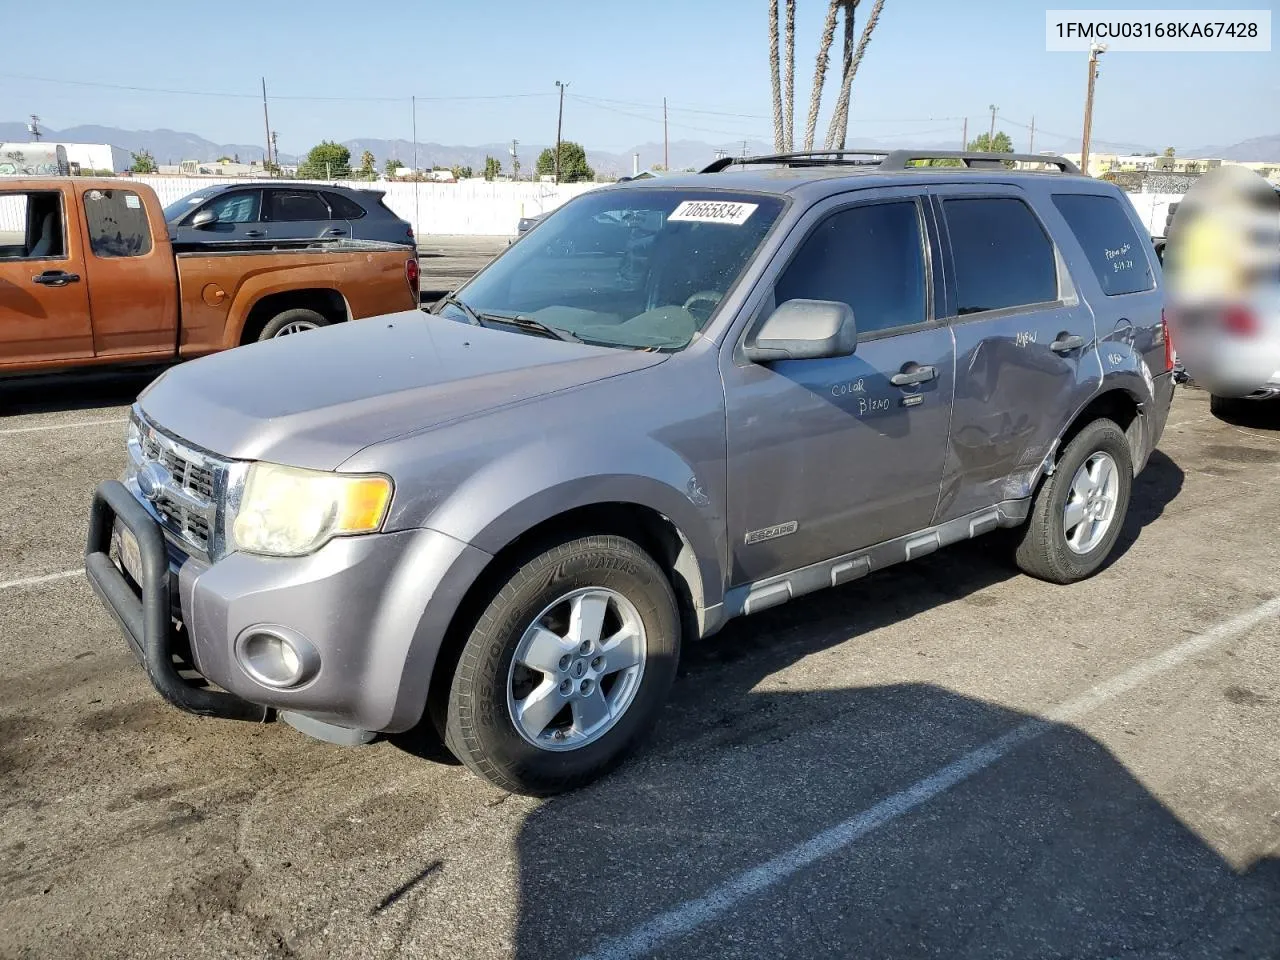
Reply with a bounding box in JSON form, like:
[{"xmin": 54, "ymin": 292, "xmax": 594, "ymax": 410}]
[
  {"xmin": 323, "ymin": 228, "xmax": 346, "ymax": 236},
  {"xmin": 31, "ymin": 271, "xmax": 80, "ymax": 286},
  {"xmin": 890, "ymin": 365, "xmax": 937, "ymax": 387},
  {"xmin": 244, "ymin": 230, "xmax": 266, "ymax": 238},
  {"xmin": 1050, "ymin": 334, "xmax": 1086, "ymax": 354}
]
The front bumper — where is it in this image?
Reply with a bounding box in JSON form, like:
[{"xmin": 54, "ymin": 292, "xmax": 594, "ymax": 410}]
[{"xmin": 87, "ymin": 480, "xmax": 492, "ymax": 735}]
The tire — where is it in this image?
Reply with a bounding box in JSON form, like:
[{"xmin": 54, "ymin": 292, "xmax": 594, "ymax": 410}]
[
  {"xmin": 443, "ymin": 535, "xmax": 680, "ymax": 796},
  {"xmin": 1013, "ymin": 418, "xmax": 1133, "ymax": 584},
  {"xmin": 1210, "ymin": 393, "xmax": 1244, "ymax": 421},
  {"xmin": 255, "ymin": 308, "xmax": 331, "ymax": 341}
]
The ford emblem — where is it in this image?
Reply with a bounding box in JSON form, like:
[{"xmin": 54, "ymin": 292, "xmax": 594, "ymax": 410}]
[{"xmin": 136, "ymin": 462, "xmax": 171, "ymax": 502}]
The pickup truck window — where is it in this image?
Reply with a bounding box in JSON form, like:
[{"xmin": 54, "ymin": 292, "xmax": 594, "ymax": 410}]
[
  {"xmin": 83, "ymin": 189, "xmax": 152, "ymax": 259},
  {"xmin": 775, "ymin": 200, "xmax": 927, "ymax": 336},
  {"xmin": 266, "ymin": 190, "xmax": 330, "ymax": 222},
  {"xmin": 451, "ymin": 189, "xmax": 784, "ymax": 350},
  {"xmin": 1052, "ymin": 193, "xmax": 1155, "ymax": 297},
  {"xmin": 943, "ymin": 197, "xmax": 1058, "ymax": 315},
  {"xmin": 0, "ymin": 191, "xmax": 65, "ymax": 260}
]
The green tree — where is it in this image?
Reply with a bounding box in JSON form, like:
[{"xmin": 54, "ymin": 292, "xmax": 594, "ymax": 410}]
[
  {"xmin": 483, "ymin": 155, "xmax": 502, "ymax": 181},
  {"xmin": 535, "ymin": 141, "xmax": 594, "ymax": 182},
  {"xmin": 129, "ymin": 149, "xmax": 157, "ymax": 174},
  {"xmin": 1162, "ymin": 146, "xmax": 1176, "ymax": 157},
  {"xmin": 384, "ymin": 157, "xmax": 401, "ymax": 178},
  {"xmin": 967, "ymin": 131, "xmax": 1014, "ymax": 154},
  {"xmin": 358, "ymin": 150, "xmax": 376, "ymax": 180},
  {"xmin": 451, "ymin": 165, "xmax": 474, "ymax": 180},
  {"xmin": 297, "ymin": 140, "xmax": 352, "ymax": 179}
]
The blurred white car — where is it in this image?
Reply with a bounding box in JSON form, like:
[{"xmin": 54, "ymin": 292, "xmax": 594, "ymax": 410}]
[{"xmin": 1165, "ymin": 172, "xmax": 1280, "ymax": 418}]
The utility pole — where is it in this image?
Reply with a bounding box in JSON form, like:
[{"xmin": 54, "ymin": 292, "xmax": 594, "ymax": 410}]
[
  {"xmin": 663, "ymin": 97, "xmax": 669, "ymax": 171},
  {"xmin": 1029, "ymin": 115, "xmax": 1035, "ymax": 154},
  {"xmin": 510, "ymin": 138, "xmax": 520, "ymax": 181},
  {"xmin": 987, "ymin": 104, "xmax": 998, "ymax": 151},
  {"xmin": 961, "ymin": 117, "xmax": 968, "ymax": 151},
  {"xmin": 412, "ymin": 95, "xmax": 420, "ymax": 236},
  {"xmin": 27, "ymin": 114, "xmax": 41, "ymax": 141},
  {"xmin": 270, "ymin": 131, "xmax": 279, "ymax": 173},
  {"xmin": 554, "ymin": 81, "xmax": 569, "ymax": 184},
  {"xmin": 261, "ymin": 78, "xmax": 272, "ymax": 172},
  {"xmin": 1080, "ymin": 42, "xmax": 1107, "ymax": 176}
]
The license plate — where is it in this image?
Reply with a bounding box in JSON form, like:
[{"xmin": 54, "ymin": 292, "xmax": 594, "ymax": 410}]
[{"xmin": 112, "ymin": 520, "xmax": 144, "ymax": 586}]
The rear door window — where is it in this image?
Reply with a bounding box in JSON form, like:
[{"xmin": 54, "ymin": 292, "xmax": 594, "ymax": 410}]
[
  {"xmin": 1052, "ymin": 193, "xmax": 1155, "ymax": 296},
  {"xmin": 265, "ymin": 190, "xmax": 331, "ymax": 222},
  {"xmin": 774, "ymin": 200, "xmax": 928, "ymax": 336},
  {"xmin": 323, "ymin": 192, "xmax": 366, "ymax": 219},
  {"xmin": 83, "ymin": 189, "xmax": 152, "ymax": 258},
  {"xmin": 942, "ymin": 197, "xmax": 1058, "ymax": 315}
]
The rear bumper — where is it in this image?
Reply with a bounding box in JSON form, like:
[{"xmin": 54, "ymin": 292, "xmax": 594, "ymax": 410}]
[
  {"xmin": 87, "ymin": 480, "xmax": 493, "ymax": 735},
  {"xmin": 1147, "ymin": 370, "xmax": 1176, "ymax": 453}
]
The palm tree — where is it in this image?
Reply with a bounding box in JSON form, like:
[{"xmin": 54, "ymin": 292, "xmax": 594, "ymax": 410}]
[
  {"xmin": 824, "ymin": 0, "xmax": 887, "ymax": 150},
  {"xmin": 802, "ymin": 0, "xmax": 843, "ymax": 150},
  {"xmin": 769, "ymin": 0, "xmax": 784, "ymax": 151},
  {"xmin": 783, "ymin": 0, "xmax": 796, "ymax": 150}
]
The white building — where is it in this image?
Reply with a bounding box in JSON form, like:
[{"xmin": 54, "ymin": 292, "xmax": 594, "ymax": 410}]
[{"xmin": 52, "ymin": 142, "xmax": 132, "ymax": 174}]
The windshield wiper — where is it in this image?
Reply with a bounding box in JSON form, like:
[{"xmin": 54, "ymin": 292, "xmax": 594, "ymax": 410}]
[
  {"xmin": 437, "ymin": 292, "xmax": 484, "ymax": 326},
  {"xmin": 478, "ymin": 312, "xmax": 582, "ymax": 343}
]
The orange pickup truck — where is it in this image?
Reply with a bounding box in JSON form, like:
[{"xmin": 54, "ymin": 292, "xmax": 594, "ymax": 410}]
[{"xmin": 0, "ymin": 178, "xmax": 419, "ymax": 375}]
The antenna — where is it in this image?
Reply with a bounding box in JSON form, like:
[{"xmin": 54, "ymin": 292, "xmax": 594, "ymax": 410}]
[{"xmin": 27, "ymin": 114, "xmax": 42, "ymax": 141}]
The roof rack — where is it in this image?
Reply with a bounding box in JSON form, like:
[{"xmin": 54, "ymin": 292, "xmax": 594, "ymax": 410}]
[{"xmin": 701, "ymin": 149, "xmax": 1079, "ymax": 175}]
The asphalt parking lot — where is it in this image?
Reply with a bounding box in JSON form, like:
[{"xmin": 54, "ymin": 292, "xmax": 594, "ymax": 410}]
[{"xmin": 1, "ymin": 368, "xmax": 1278, "ymax": 959}]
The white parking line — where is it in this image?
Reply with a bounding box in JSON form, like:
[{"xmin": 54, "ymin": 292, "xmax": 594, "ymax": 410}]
[
  {"xmin": 579, "ymin": 594, "xmax": 1280, "ymax": 960},
  {"xmin": 0, "ymin": 418, "xmax": 127, "ymax": 436},
  {"xmin": 0, "ymin": 568, "xmax": 85, "ymax": 592}
]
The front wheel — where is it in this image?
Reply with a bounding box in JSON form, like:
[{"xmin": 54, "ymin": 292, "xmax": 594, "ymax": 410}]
[
  {"xmin": 1013, "ymin": 418, "xmax": 1134, "ymax": 584},
  {"xmin": 443, "ymin": 535, "xmax": 680, "ymax": 795}
]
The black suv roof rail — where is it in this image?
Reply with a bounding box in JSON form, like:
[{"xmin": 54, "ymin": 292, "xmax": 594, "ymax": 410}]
[{"xmin": 701, "ymin": 149, "xmax": 1080, "ymax": 175}]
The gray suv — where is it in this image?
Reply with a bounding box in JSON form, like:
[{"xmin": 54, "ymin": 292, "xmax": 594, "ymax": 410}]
[{"xmin": 88, "ymin": 150, "xmax": 1175, "ymax": 795}]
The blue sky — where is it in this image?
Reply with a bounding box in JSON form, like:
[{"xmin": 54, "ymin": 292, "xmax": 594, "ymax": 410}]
[{"xmin": 4, "ymin": 0, "xmax": 1275, "ymax": 154}]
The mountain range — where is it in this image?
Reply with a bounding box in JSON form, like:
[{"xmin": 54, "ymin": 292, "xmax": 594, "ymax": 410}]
[{"xmin": 3, "ymin": 122, "xmax": 1278, "ymax": 174}]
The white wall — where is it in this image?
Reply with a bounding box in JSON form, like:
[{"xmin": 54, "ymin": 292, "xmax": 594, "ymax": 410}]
[
  {"xmin": 0, "ymin": 178, "xmax": 1184, "ymax": 240},
  {"xmin": 134, "ymin": 176, "xmax": 601, "ymax": 236}
]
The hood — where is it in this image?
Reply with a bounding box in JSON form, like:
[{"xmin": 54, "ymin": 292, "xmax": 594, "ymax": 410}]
[{"xmin": 139, "ymin": 311, "xmax": 666, "ymax": 470}]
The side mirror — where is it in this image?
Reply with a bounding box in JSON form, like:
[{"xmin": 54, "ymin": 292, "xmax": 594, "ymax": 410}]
[
  {"xmin": 743, "ymin": 299, "xmax": 858, "ymax": 363},
  {"xmin": 190, "ymin": 208, "xmax": 217, "ymax": 229}
]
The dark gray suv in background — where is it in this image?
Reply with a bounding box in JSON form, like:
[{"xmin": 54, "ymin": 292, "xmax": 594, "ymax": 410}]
[
  {"xmin": 90, "ymin": 149, "xmax": 1174, "ymax": 796},
  {"xmin": 163, "ymin": 183, "xmax": 415, "ymax": 250}
]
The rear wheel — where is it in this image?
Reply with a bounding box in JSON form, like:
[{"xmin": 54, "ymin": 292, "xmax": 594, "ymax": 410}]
[
  {"xmin": 1210, "ymin": 393, "xmax": 1245, "ymax": 421},
  {"xmin": 443, "ymin": 535, "xmax": 680, "ymax": 795},
  {"xmin": 1014, "ymin": 418, "xmax": 1133, "ymax": 584},
  {"xmin": 256, "ymin": 308, "xmax": 331, "ymax": 341}
]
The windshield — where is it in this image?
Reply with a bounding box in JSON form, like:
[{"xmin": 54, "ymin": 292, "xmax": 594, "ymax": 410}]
[
  {"xmin": 162, "ymin": 189, "xmax": 217, "ymax": 223},
  {"xmin": 443, "ymin": 188, "xmax": 785, "ymax": 350}
]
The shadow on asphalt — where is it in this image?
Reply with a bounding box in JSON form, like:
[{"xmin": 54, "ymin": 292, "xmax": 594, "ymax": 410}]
[
  {"xmin": 498, "ymin": 450, "xmax": 1279, "ymax": 958},
  {"xmin": 0, "ymin": 367, "xmax": 165, "ymax": 416}
]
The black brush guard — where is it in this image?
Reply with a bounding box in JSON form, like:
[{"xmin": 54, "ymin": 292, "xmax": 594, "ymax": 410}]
[{"xmin": 85, "ymin": 480, "xmax": 268, "ymax": 722}]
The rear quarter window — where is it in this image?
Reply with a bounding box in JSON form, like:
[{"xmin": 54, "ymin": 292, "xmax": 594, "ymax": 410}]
[
  {"xmin": 83, "ymin": 189, "xmax": 152, "ymax": 258},
  {"xmin": 1052, "ymin": 193, "xmax": 1155, "ymax": 296},
  {"xmin": 324, "ymin": 192, "xmax": 367, "ymax": 219}
]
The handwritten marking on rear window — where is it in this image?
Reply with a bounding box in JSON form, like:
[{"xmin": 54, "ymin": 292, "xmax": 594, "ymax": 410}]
[
  {"xmin": 669, "ymin": 200, "xmax": 758, "ymax": 226},
  {"xmin": 1105, "ymin": 242, "xmax": 1136, "ymax": 272}
]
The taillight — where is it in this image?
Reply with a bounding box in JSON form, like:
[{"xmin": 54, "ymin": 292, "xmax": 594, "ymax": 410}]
[
  {"xmin": 1162, "ymin": 308, "xmax": 1175, "ymax": 372},
  {"xmin": 1221, "ymin": 304, "xmax": 1258, "ymax": 336},
  {"xmin": 405, "ymin": 257, "xmax": 419, "ymax": 297}
]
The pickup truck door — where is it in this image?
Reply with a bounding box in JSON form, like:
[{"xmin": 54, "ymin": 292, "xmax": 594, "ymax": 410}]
[
  {"xmin": 78, "ymin": 185, "xmax": 179, "ymax": 358},
  {"xmin": 0, "ymin": 185, "xmax": 94, "ymax": 367},
  {"xmin": 721, "ymin": 189, "xmax": 956, "ymax": 585},
  {"xmin": 927, "ymin": 185, "xmax": 1101, "ymax": 524}
]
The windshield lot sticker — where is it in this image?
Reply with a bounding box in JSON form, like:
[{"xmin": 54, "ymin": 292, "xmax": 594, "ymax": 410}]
[
  {"xmin": 670, "ymin": 201, "xmax": 758, "ymax": 226},
  {"xmin": 124, "ymin": 194, "xmax": 141, "ymax": 209}
]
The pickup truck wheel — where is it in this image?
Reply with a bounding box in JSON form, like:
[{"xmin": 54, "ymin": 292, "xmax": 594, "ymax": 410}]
[
  {"xmin": 257, "ymin": 308, "xmax": 331, "ymax": 341},
  {"xmin": 1013, "ymin": 418, "xmax": 1133, "ymax": 584},
  {"xmin": 444, "ymin": 535, "xmax": 680, "ymax": 796}
]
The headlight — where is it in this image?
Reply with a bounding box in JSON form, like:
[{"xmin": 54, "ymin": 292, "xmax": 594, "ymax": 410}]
[{"xmin": 231, "ymin": 462, "xmax": 393, "ymax": 557}]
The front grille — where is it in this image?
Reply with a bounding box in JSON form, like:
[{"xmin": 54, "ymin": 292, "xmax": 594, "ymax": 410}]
[{"xmin": 128, "ymin": 413, "xmax": 230, "ymax": 556}]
